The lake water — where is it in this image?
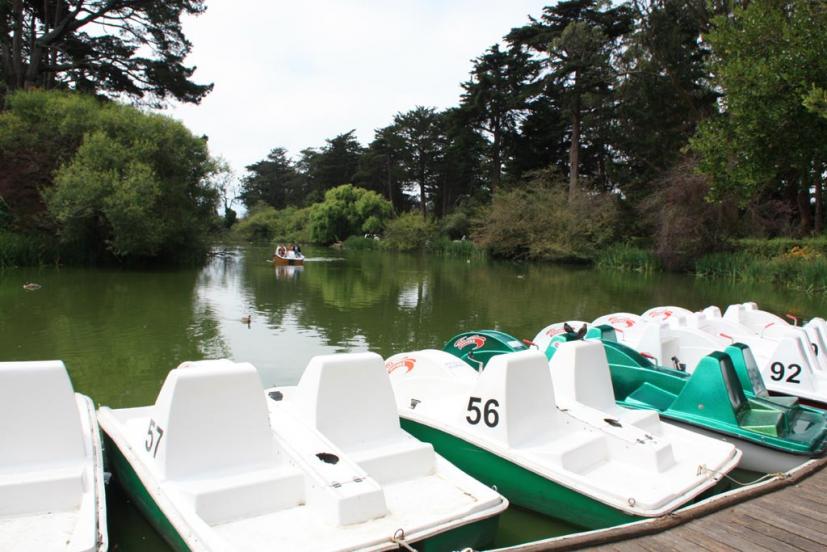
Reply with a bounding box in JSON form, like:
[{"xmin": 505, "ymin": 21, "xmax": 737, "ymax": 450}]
[{"xmin": 2, "ymin": 244, "xmax": 825, "ymax": 549}]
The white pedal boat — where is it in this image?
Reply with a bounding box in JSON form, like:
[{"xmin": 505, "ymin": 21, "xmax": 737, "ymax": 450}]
[
  {"xmin": 722, "ymin": 302, "xmax": 827, "ymax": 372},
  {"xmin": 98, "ymin": 356, "xmax": 506, "ymax": 552},
  {"xmin": 644, "ymin": 305, "xmax": 827, "ymax": 406},
  {"xmin": 385, "ymin": 345, "xmax": 740, "ymax": 529},
  {"xmin": 0, "ymin": 361, "xmax": 107, "ymax": 552}
]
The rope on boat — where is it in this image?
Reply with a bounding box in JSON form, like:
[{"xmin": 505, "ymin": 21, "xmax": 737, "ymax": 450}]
[
  {"xmin": 391, "ymin": 528, "xmax": 417, "ymax": 551},
  {"xmin": 697, "ymin": 464, "xmax": 788, "ymax": 487}
]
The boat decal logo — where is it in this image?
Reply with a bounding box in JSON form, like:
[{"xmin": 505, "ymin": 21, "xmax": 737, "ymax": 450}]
[
  {"xmin": 608, "ymin": 316, "xmax": 636, "ymax": 328},
  {"xmin": 454, "ymin": 335, "xmax": 487, "ymax": 350},
  {"xmin": 545, "ymin": 326, "xmax": 567, "ymax": 337},
  {"xmin": 385, "ymin": 356, "xmax": 416, "ymax": 374},
  {"xmin": 647, "ymin": 309, "xmax": 672, "ymax": 320}
]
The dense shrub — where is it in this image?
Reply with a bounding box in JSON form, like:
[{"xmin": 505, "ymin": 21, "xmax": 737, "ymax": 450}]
[
  {"xmin": 472, "ymin": 171, "xmax": 620, "ymax": 262},
  {"xmin": 307, "ymin": 184, "xmax": 393, "ymax": 244},
  {"xmin": 643, "ymin": 157, "xmax": 739, "ymax": 271},
  {"xmin": 1, "ymin": 90, "xmax": 220, "ymax": 263},
  {"xmin": 381, "ymin": 213, "xmax": 439, "ymax": 251},
  {"xmin": 233, "ymin": 204, "xmax": 309, "ymax": 243}
]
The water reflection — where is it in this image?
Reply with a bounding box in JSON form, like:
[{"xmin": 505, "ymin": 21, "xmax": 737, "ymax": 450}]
[{"xmin": 4, "ymin": 245, "xmax": 827, "ymax": 551}]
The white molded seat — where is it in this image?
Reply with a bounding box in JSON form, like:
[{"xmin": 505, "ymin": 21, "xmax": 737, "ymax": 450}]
[
  {"xmin": 470, "ymin": 350, "xmax": 563, "ymax": 447},
  {"xmin": 549, "ymin": 341, "xmax": 661, "ymax": 430},
  {"xmin": 0, "ymin": 361, "xmax": 86, "ymax": 516},
  {"xmin": 296, "ymin": 352, "xmax": 435, "ymax": 484},
  {"xmin": 153, "ymin": 360, "xmax": 303, "ymax": 525}
]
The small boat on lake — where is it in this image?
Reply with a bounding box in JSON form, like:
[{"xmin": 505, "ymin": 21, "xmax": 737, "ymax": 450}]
[
  {"xmin": 529, "ymin": 324, "xmax": 827, "ymax": 472},
  {"xmin": 386, "ymin": 345, "xmax": 740, "ymax": 529},
  {"xmin": 98, "ymin": 355, "xmax": 506, "ymax": 552},
  {"xmin": 273, "ymin": 244, "xmax": 304, "ymax": 266},
  {"xmin": 0, "ymin": 361, "xmax": 107, "ymax": 552}
]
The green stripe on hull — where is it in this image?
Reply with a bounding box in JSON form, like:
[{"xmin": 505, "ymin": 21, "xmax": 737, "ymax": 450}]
[
  {"xmin": 104, "ymin": 433, "xmax": 190, "ymax": 552},
  {"xmin": 400, "ymin": 418, "xmax": 640, "ymax": 530},
  {"xmin": 105, "ymin": 432, "xmax": 499, "ymax": 551}
]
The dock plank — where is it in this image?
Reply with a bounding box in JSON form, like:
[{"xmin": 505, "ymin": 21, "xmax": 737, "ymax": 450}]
[{"xmin": 581, "ymin": 464, "xmax": 827, "ymax": 552}]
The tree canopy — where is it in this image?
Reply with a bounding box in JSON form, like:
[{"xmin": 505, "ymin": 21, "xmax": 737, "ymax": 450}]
[
  {"xmin": 0, "ymin": 0, "xmax": 212, "ymax": 105},
  {"xmin": 0, "ymin": 89, "xmax": 219, "ymax": 261}
]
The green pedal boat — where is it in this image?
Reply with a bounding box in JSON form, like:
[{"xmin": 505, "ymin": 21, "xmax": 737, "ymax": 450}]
[
  {"xmin": 385, "ymin": 346, "xmax": 740, "ymax": 529},
  {"xmin": 445, "ymin": 328, "xmax": 827, "ymax": 473}
]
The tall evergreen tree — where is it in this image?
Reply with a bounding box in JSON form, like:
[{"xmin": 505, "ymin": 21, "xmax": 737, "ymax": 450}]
[
  {"xmin": 239, "ymin": 148, "xmax": 306, "ymax": 210},
  {"xmin": 460, "ymin": 44, "xmax": 537, "ymax": 193},
  {"xmin": 508, "ymin": 0, "xmax": 633, "ymax": 199},
  {"xmin": 0, "ymin": 0, "xmax": 212, "ymax": 105}
]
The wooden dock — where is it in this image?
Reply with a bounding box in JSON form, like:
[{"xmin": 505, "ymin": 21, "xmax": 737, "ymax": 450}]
[
  {"xmin": 496, "ymin": 457, "xmax": 827, "ymax": 551},
  {"xmin": 586, "ymin": 464, "xmax": 827, "ymax": 551}
]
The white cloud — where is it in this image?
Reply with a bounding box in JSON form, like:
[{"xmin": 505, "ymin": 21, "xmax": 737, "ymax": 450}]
[{"xmin": 164, "ymin": 1, "xmax": 548, "ymax": 176}]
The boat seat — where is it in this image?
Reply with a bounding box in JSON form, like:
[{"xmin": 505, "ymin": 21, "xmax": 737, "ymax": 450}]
[
  {"xmin": 626, "ymin": 382, "xmax": 677, "ymax": 413},
  {"xmin": 0, "ymin": 361, "xmax": 87, "ymax": 517},
  {"xmin": 296, "ymin": 353, "xmax": 435, "ymax": 484},
  {"xmin": 171, "ymin": 466, "xmax": 305, "ymax": 526},
  {"xmin": 152, "ymin": 360, "xmax": 304, "ymax": 524},
  {"xmin": 528, "ymin": 431, "xmax": 608, "ymax": 474},
  {"xmin": 613, "ymin": 406, "xmax": 662, "ymax": 433},
  {"xmin": 469, "ymin": 350, "xmax": 562, "ymax": 447},
  {"xmin": 549, "ymin": 341, "xmax": 618, "ymax": 412},
  {"xmin": 0, "ymin": 465, "xmax": 84, "ymax": 516}
]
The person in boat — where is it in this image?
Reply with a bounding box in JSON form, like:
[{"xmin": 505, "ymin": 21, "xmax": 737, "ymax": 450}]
[
  {"xmin": 276, "ymin": 244, "xmax": 286, "ymax": 257},
  {"xmin": 293, "ymin": 243, "xmax": 302, "ymax": 256},
  {"xmin": 286, "ymin": 243, "xmax": 296, "ymax": 259}
]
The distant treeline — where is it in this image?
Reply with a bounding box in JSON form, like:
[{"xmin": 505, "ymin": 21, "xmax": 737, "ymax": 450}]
[{"xmin": 238, "ymin": 1, "xmax": 827, "ymax": 269}]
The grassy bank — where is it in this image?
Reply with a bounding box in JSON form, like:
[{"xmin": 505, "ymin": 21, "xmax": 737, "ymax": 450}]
[
  {"xmin": 343, "ymin": 236, "xmax": 485, "ymax": 258},
  {"xmin": 594, "ymin": 244, "xmax": 660, "ymax": 272},
  {"xmin": 0, "ymin": 231, "xmax": 60, "ymax": 268},
  {"xmin": 695, "ymin": 239, "xmax": 827, "ymax": 294}
]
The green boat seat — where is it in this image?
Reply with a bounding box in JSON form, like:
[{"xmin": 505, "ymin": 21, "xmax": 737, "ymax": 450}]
[
  {"xmin": 626, "ymin": 382, "xmax": 678, "ymax": 413},
  {"xmin": 0, "ymin": 361, "xmax": 87, "ymax": 516},
  {"xmin": 295, "ymin": 352, "xmax": 435, "ymax": 485},
  {"xmin": 738, "ymin": 408, "xmax": 784, "ymax": 437},
  {"xmin": 153, "ymin": 360, "xmax": 305, "ymax": 526}
]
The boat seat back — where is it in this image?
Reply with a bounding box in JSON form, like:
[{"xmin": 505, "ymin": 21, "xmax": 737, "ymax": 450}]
[
  {"xmin": 153, "ymin": 360, "xmax": 279, "ymax": 480},
  {"xmin": 671, "ymin": 352, "xmax": 747, "ymax": 424},
  {"xmin": 550, "ymin": 341, "xmax": 617, "ymax": 412},
  {"xmin": 296, "ymin": 352, "xmax": 435, "ymax": 484},
  {"xmin": 0, "ymin": 361, "xmax": 85, "ymax": 471},
  {"xmin": 296, "ymin": 352, "xmax": 402, "ymax": 450},
  {"xmin": 469, "ymin": 350, "xmax": 561, "ymax": 447}
]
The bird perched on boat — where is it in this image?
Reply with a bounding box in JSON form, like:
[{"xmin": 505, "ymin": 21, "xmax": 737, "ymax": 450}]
[{"xmin": 22, "ymin": 282, "xmax": 41, "ymax": 291}]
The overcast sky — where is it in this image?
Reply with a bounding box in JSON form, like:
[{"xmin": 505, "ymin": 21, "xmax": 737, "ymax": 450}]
[{"xmin": 164, "ymin": 1, "xmax": 548, "ymax": 179}]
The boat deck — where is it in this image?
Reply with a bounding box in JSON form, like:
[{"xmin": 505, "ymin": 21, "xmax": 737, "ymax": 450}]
[
  {"xmin": 497, "ymin": 456, "xmax": 827, "ymax": 551},
  {"xmin": 588, "ymin": 463, "xmax": 827, "ymax": 551}
]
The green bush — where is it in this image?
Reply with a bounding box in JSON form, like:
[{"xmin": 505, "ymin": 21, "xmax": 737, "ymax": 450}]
[
  {"xmin": 234, "ymin": 204, "xmax": 310, "ymax": 243},
  {"xmin": 381, "ymin": 213, "xmax": 439, "ymax": 251},
  {"xmin": 307, "ymin": 184, "xmax": 393, "ymax": 244},
  {"xmin": 2, "ymin": 89, "xmax": 220, "ymax": 263},
  {"xmin": 472, "ymin": 171, "xmax": 620, "ymax": 262}
]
